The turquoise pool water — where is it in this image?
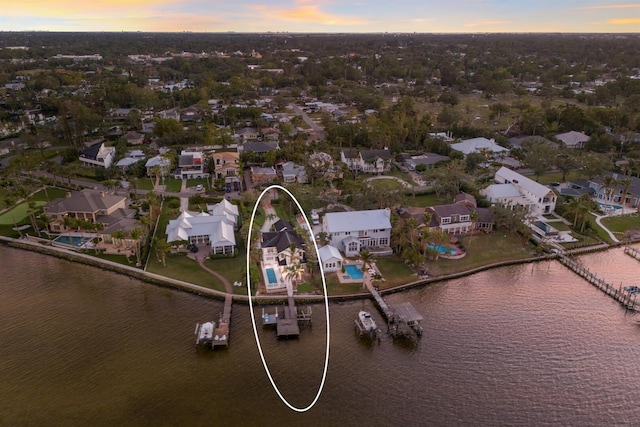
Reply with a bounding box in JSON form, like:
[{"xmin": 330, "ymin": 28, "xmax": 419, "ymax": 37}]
[
  {"xmin": 344, "ymin": 264, "xmax": 364, "ymax": 280},
  {"xmin": 427, "ymin": 243, "xmax": 457, "ymax": 255},
  {"xmin": 53, "ymin": 235, "xmax": 91, "ymax": 247},
  {"xmin": 266, "ymin": 268, "xmax": 277, "ymax": 284}
]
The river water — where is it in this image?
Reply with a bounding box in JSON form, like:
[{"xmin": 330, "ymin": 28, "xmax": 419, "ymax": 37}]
[{"xmin": 1, "ymin": 245, "xmax": 640, "ymax": 426}]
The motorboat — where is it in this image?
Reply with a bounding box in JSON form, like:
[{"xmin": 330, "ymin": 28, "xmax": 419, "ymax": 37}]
[
  {"xmin": 358, "ymin": 310, "xmax": 377, "ymax": 333},
  {"xmin": 195, "ymin": 321, "xmax": 215, "ymax": 346}
]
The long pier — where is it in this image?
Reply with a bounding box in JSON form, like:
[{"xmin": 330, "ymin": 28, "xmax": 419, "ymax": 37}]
[
  {"xmin": 212, "ymin": 294, "xmax": 232, "ymax": 348},
  {"xmin": 365, "ymin": 282, "xmax": 423, "ymax": 339},
  {"xmin": 558, "ymin": 254, "xmax": 639, "ymax": 312},
  {"xmin": 624, "ymin": 245, "xmax": 640, "ymax": 262}
]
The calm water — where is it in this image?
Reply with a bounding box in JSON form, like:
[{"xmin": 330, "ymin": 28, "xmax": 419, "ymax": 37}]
[{"xmin": 1, "ymin": 245, "xmax": 640, "ymax": 426}]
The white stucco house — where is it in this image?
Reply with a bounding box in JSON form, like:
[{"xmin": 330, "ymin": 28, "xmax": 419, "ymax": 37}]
[
  {"xmin": 322, "ymin": 208, "xmax": 392, "ymax": 257},
  {"xmin": 206, "ymin": 199, "xmax": 240, "ymax": 229},
  {"xmin": 481, "ymin": 167, "xmax": 557, "ymax": 216}
]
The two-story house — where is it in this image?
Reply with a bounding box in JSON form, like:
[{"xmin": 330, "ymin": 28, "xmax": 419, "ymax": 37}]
[
  {"xmin": 481, "ymin": 167, "xmax": 557, "ymax": 216},
  {"xmin": 79, "ymin": 141, "xmax": 116, "ymax": 168},
  {"xmin": 260, "ymin": 226, "xmax": 306, "ymax": 292},
  {"xmin": 322, "ymin": 208, "xmax": 392, "ymax": 257},
  {"xmin": 340, "ymin": 148, "xmax": 392, "ymax": 174},
  {"xmin": 174, "ymin": 150, "xmax": 207, "ymax": 179},
  {"xmin": 589, "ymin": 172, "xmax": 640, "ymax": 209},
  {"xmin": 165, "ymin": 210, "xmax": 236, "ymax": 255},
  {"xmin": 213, "ymin": 151, "xmax": 240, "ymax": 179},
  {"xmin": 424, "ymin": 194, "xmax": 494, "ymax": 235}
]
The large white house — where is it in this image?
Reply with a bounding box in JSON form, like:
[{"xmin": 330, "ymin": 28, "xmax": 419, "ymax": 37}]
[
  {"xmin": 481, "ymin": 167, "xmax": 557, "ymax": 216},
  {"xmin": 165, "ymin": 211, "xmax": 236, "ymax": 255},
  {"xmin": 322, "ymin": 208, "xmax": 392, "ymax": 257},
  {"xmin": 450, "ymin": 137, "xmax": 510, "ymax": 159}
]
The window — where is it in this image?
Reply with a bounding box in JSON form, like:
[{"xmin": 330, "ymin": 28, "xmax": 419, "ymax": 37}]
[
  {"xmin": 460, "ymin": 215, "xmax": 469, "ymax": 222},
  {"xmin": 441, "ymin": 217, "xmax": 451, "ymax": 224},
  {"xmin": 379, "ymin": 238, "xmax": 389, "ymax": 246}
]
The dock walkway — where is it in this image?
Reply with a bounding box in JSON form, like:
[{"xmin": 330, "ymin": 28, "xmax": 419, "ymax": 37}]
[
  {"xmin": 212, "ymin": 294, "xmax": 232, "ymax": 348},
  {"xmin": 558, "ymin": 253, "xmax": 639, "ymax": 312},
  {"xmin": 364, "ymin": 279, "xmax": 423, "ymax": 338},
  {"xmin": 624, "ymin": 245, "xmax": 640, "ymax": 262}
]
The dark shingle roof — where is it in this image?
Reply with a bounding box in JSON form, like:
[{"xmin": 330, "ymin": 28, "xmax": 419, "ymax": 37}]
[{"xmin": 261, "ymin": 229, "xmax": 304, "ymax": 253}]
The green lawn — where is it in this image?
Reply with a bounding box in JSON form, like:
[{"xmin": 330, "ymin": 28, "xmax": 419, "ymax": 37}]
[
  {"xmin": 406, "ymin": 193, "xmax": 449, "ymax": 208},
  {"xmin": 375, "ymin": 256, "xmax": 417, "ymax": 289},
  {"xmin": 426, "ymin": 233, "xmax": 533, "ymax": 277},
  {"xmin": 369, "ymin": 178, "xmax": 403, "ymax": 191},
  {"xmin": 146, "ymin": 253, "xmax": 226, "ymax": 290},
  {"xmin": 0, "ymin": 201, "xmax": 47, "ymax": 224},
  {"xmin": 601, "ymin": 214, "xmax": 640, "ymax": 234}
]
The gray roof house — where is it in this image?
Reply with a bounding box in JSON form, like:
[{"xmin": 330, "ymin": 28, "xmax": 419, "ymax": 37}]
[
  {"xmin": 481, "ymin": 167, "xmax": 557, "ymax": 215},
  {"xmin": 322, "ymin": 208, "xmax": 392, "ymax": 257},
  {"xmin": 555, "ymin": 131, "xmax": 589, "ymax": 149},
  {"xmin": 450, "ymin": 137, "xmax": 510, "ymax": 158}
]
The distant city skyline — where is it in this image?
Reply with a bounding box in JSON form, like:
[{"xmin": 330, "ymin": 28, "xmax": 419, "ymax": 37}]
[{"xmin": 2, "ymin": 1, "xmax": 640, "ymax": 34}]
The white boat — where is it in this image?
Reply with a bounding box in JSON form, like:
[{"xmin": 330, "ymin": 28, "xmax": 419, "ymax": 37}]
[
  {"xmin": 195, "ymin": 321, "xmax": 215, "ymax": 346},
  {"xmin": 358, "ymin": 310, "xmax": 377, "ymax": 333}
]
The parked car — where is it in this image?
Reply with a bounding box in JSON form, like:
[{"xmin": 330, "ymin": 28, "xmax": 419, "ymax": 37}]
[{"xmin": 196, "ymin": 184, "xmax": 204, "ymax": 191}]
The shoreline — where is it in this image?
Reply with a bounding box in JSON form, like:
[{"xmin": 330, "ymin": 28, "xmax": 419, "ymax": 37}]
[{"xmin": 2, "ymin": 235, "xmax": 635, "ymax": 305}]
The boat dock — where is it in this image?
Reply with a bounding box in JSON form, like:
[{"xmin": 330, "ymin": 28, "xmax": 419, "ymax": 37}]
[
  {"xmin": 261, "ymin": 294, "xmax": 312, "ymax": 338},
  {"xmin": 366, "ymin": 282, "xmax": 423, "ymax": 339},
  {"xmin": 558, "ymin": 253, "xmax": 639, "ymax": 312},
  {"xmin": 624, "ymin": 246, "xmax": 640, "ymax": 262},
  {"xmin": 195, "ymin": 294, "xmax": 232, "ymax": 350}
]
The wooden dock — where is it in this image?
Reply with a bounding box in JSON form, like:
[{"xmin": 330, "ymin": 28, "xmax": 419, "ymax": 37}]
[
  {"xmin": 265, "ymin": 295, "xmax": 312, "ymax": 338},
  {"xmin": 366, "ymin": 282, "xmax": 423, "ymax": 339},
  {"xmin": 558, "ymin": 254, "xmax": 639, "ymax": 312},
  {"xmin": 624, "ymin": 246, "xmax": 640, "ymax": 262},
  {"xmin": 196, "ymin": 294, "xmax": 232, "ymax": 350}
]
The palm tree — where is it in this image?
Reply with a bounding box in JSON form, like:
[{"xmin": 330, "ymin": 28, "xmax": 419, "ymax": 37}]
[
  {"xmin": 601, "ymin": 175, "xmax": 619, "ymax": 207},
  {"xmin": 359, "ymin": 249, "xmax": 375, "ymax": 273},
  {"xmin": 565, "ymin": 194, "xmax": 592, "ymax": 233},
  {"xmin": 317, "ymin": 231, "xmax": 331, "ymax": 247},
  {"xmin": 283, "ymin": 262, "xmax": 305, "ymax": 289},
  {"xmin": 620, "ymin": 177, "xmax": 632, "ymax": 208},
  {"xmin": 152, "ymin": 237, "xmax": 171, "ymax": 267},
  {"xmin": 129, "ymin": 228, "xmax": 144, "ymax": 266}
]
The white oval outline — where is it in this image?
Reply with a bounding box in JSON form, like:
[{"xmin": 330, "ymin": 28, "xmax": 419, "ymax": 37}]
[{"xmin": 246, "ymin": 184, "xmax": 330, "ymax": 413}]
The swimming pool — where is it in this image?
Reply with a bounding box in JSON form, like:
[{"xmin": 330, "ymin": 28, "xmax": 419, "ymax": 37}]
[
  {"xmin": 344, "ymin": 264, "xmax": 364, "ymax": 280},
  {"xmin": 599, "ymin": 203, "xmax": 622, "ymax": 211},
  {"xmin": 265, "ymin": 268, "xmax": 278, "ymax": 285},
  {"xmin": 53, "ymin": 235, "xmax": 91, "ymax": 247},
  {"xmin": 427, "ymin": 243, "xmax": 458, "ymax": 256}
]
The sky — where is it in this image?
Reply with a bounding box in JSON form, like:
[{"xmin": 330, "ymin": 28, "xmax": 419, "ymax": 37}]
[{"xmin": 1, "ymin": 1, "xmax": 639, "ymax": 33}]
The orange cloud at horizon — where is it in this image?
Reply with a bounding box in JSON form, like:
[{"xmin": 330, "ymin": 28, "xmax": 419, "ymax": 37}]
[{"xmin": 607, "ymin": 17, "xmax": 640, "ymax": 23}]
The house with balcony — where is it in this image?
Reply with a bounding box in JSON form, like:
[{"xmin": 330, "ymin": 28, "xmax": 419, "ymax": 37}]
[
  {"xmin": 424, "ymin": 194, "xmax": 494, "ymax": 235},
  {"xmin": 260, "ymin": 226, "xmax": 306, "ymax": 292},
  {"xmin": 322, "ymin": 208, "xmax": 392, "ymax": 257},
  {"xmin": 588, "ymin": 172, "xmax": 640, "ymax": 209},
  {"xmin": 79, "ymin": 141, "xmax": 116, "ymax": 168},
  {"xmin": 481, "ymin": 167, "xmax": 557, "ymax": 216},
  {"xmin": 276, "ymin": 161, "xmax": 307, "ymax": 184},
  {"xmin": 173, "ymin": 150, "xmax": 207, "ymax": 179},
  {"xmin": 340, "ymin": 148, "xmax": 392, "ymax": 174}
]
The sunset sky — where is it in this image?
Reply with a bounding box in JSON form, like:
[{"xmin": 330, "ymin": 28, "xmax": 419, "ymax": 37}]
[{"xmin": 2, "ymin": 1, "xmax": 639, "ymax": 33}]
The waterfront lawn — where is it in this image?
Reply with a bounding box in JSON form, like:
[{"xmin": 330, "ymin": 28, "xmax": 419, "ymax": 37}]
[
  {"xmin": 375, "ymin": 256, "xmax": 417, "ymax": 289},
  {"xmin": 146, "ymin": 253, "xmax": 226, "ymax": 290},
  {"xmin": 426, "ymin": 233, "xmax": 532, "ymax": 276},
  {"xmin": 324, "ymin": 274, "xmax": 365, "ymax": 295},
  {"xmin": 601, "ymin": 215, "xmax": 640, "ymax": 234}
]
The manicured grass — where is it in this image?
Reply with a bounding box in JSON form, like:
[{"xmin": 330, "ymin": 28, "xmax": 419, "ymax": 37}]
[
  {"xmin": 146, "ymin": 253, "xmax": 226, "ymax": 290},
  {"xmin": 369, "ymin": 178, "xmax": 403, "ymax": 191},
  {"xmin": 601, "ymin": 214, "xmax": 640, "ymax": 234},
  {"xmin": 425, "ymin": 233, "xmax": 533, "ymax": 277},
  {"xmin": 0, "ymin": 201, "xmax": 47, "ymax": 224},
  {"xmin": 324, "ymin": 274, "xmax": 365, "ymax": 295},
  {"xmin": 548, "ymin": 221, "xmax": 572, "ymax": 232},
  {"xmin": 137, "ymin": 178, "xmax": 155, "ymax": 191},
  {"xmin": 406, "ymin": 193, "xmax": 448, "ymax": 208},
  {"xmin": 372, "ymin": 256, "xmax": 416, "ymax": 288},
  {"xmin": 164, "ymin": 178, "xmax": 182, "ymax": 192}
]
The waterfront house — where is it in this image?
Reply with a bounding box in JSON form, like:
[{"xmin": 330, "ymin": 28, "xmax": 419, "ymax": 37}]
[
  {"xmin": 589, "ymin": 173, "xmax": 640, "ymax": 209},
  {"xmin": 322, "ymin": 209, "xmax": 392, "ymax": 257},
  {"xmin": 165, "ymin": 211, "xmax": 236, "ymax": 255},
  {"xmin": 318, "ymin": 245, "xmax": 343, "ymax": 273},
  {"xmin": 206, "ymin": 199, "xmax": 240, "ymax": 230},
  {"xmin": 425, "ymin": 194, "xmax": 494, "ymax": 235},
  {"xmin": 482, "ymin": 167, "xmax": 557, "ymax": 216}
]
